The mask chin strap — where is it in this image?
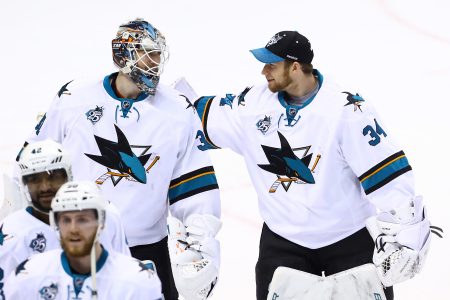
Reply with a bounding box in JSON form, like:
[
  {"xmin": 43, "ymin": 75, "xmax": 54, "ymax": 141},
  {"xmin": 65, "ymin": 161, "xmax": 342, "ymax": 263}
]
[
  {"xmin": 30, "ymin": 202, "xmax": 50, "ymax": 215},
  {"xmin": 90, "ymin": 223, "xmax": 103, "ymax": 300}
]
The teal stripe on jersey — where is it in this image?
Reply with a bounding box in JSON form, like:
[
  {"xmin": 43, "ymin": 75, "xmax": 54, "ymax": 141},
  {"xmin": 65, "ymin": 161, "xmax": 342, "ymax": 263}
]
[
  {"xmin": 169, "ymin": 173, "xmax": 218, "ymax": 204},
  {"xmin": 194, "ymin": 96, "xmax": 220, "ymax": 149},
  {"xmin": 360, "ymin": 156, "xmax": 410, "ymax": 194},
  {"xmin": 194, "ymin": 96, "xmax": 214, "ymax": 123}
]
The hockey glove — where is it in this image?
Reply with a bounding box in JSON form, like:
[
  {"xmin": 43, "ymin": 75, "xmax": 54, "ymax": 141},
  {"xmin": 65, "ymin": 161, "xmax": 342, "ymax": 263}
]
[
  {"xmin": 167, "ymin": 214, "xmax": 222, "ymax": 300},
  {"xmin": 366, "ymin": 196, "xmax": 443, "ymax": 287}
]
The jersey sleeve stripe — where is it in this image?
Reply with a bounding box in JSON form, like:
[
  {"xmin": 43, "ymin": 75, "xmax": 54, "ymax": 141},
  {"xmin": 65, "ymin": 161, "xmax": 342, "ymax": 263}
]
[
  {"xmin": 169, "ymin": 166, "xmax": 219, "ymax": 204},
  {"xmin": 168, "ymin": 171, "xmax": 219, "ymax": 205},
  {"xmin": 194, "ymin": 96, "xmax": 220, "ymax": 149},
  {"xmin": 170, "ymin": 166, "xmax": 215, "ymax": 187},
  {"xmin": 358, "ymin": 150, "xmax": 412, "ymax": 195}
]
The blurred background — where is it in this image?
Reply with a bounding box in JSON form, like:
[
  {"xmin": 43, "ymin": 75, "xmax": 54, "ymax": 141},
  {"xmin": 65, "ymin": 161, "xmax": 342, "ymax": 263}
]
[{"xmin": 1, "ymin": 0, "xmax": 449, "ymax": 298}]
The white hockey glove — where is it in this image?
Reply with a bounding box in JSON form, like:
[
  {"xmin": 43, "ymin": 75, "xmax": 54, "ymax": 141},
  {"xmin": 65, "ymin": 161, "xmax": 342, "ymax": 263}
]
[
  {"xmin": 366, "ymin": 196, "xmax": 443, "ymax": 287},
  {"xmin": 167, "ymin": 214, "xmax": 222, "ymax": 300}
]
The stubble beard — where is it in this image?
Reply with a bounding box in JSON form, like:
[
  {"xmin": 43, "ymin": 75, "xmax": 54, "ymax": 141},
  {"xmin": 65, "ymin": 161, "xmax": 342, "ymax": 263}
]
[
  {"xmin": 61, "ymin": 233, "xmax": 96, "ymax": 257},
  {"xmin": 268, "ymin": 69, "xmax": 292, "ymax": 93}
]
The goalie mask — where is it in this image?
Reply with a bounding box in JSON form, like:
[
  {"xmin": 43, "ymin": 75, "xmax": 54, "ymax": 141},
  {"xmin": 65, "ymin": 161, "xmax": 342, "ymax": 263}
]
[
  {"xmin": 17, "ymin": 140, "xmax": 72, "ymax": 214},
  {"xmin": 112, "ymin": 18, "xmax": 169, "ymax": 95}
]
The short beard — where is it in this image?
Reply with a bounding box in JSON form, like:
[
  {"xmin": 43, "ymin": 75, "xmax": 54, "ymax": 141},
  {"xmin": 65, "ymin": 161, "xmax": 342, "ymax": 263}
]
[
  {"xmin": 61, "ymin": 233, "xmax": 96, "ymax": 257},
  {"xmin": 268, "ymin": 68, "xmax": 292, "ymax": 93}
]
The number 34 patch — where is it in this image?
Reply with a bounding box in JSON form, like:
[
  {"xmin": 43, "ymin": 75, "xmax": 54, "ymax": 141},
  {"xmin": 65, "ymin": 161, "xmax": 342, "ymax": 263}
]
[{"xmin": 362, "ymin": 118, "xmax": 387, "ymax": 146}]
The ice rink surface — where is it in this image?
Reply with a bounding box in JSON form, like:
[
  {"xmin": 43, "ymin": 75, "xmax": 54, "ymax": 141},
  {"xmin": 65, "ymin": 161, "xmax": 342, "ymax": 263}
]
[{"xmin": 1, "ymin": 0, "xmax": 449, "ymax": 298}]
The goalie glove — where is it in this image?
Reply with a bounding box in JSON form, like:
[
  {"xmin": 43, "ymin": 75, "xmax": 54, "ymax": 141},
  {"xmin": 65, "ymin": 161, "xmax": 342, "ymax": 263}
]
[
  {"xmin": 366, "ymin": 196, "xmax": 443, "ymax": 287},
  {"xmin": 167, "ymin": 214, "xmax": 222, "ymax": 300}
]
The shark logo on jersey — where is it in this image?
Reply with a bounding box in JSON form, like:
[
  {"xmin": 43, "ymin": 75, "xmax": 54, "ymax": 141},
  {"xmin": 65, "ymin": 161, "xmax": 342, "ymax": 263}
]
[
  {"xmin": 342, "ymin": 91, "xmax": 365, "ymax": 112},
  {"xmin": 29, "ymin": 233, "xmax": 47, "ymax": 253},
  {"xmin": 15, "ymin": 259, "xmax": 29, "ymax": 275},
  {"xmin": 181, "ymin": 95, "xmax": 195, "ymax": 112},
  {"xmin": 258, "ymin": 132, "xmax": 317, "ymax": 193},
  {"xmin": 34, "ymin": 113, "xmax": 47, "ymax": 135},
  {"xmin": 0, "ymin": 224, "xmax": 11, "ymax": 246},
  {"xmin": 39, "ymin": 283, "xmax": 58, "ymax": 300},
  {"xmin": 57, "ymin": 80, "xmax": 73, "ymax": 98},
  {"xmin": 237, "ymin": 86, "xmax": 252, "ymax": 106},
  {"xmin": 85, "ymin": 106, "xmax": 104, "ymax": 124},
  {"xmin": 138, "ymin": 260, "xmax": 156, "ymax": 277},
  {"xmin": 85, "ymin": 124, "xmax": 159, "ymax": 186},
  {"xmin": 256, "ymin": 115, "xmax": 272, "ymax": 135},
  {"xmin": 219, "ymin": 94, "xmax": 236, "ymax": 108}
]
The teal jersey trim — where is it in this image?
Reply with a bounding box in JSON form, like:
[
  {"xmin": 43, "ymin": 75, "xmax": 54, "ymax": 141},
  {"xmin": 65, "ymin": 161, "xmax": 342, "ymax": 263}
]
[
  {"xmin": 61, "ymin": 247, "xmax": 109, "ymax": 297},
  {"xmin": 277, "ymin": 69, "xmax": 323, "ymax": 110},
  {"xmin": 102, "ymin": 73, "xmax": 148, "ymax": 102}
]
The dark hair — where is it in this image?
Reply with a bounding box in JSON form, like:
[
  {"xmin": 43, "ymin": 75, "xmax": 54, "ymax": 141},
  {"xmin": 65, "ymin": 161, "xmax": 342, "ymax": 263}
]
[{"xmin": 284, "ymin": 60, "xmax": 313, "ymax": 74}]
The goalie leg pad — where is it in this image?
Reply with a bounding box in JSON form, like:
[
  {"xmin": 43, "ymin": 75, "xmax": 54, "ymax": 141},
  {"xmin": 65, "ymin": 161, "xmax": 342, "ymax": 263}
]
[{"xmin": 267, "ymin": 264, "xmax": 386, "ymax": 300}]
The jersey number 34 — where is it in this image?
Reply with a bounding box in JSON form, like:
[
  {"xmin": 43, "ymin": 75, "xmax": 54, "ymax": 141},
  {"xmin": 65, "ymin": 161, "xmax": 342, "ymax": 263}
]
[{"xmin": 363, "ymin": 118, "xmax": 387, "ymax": 146}]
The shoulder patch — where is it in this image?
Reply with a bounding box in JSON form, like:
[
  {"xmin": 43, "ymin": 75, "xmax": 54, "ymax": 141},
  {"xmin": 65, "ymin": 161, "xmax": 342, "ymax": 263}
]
[
  {"xmin": 57, "ymin": 80, "xmax": 74, "ymax": 98},
  {"xmin": 342, "ymin": 91, "xmax": 365, "ymax": 112},
  {"xmin": 180, "ymin": 94, "xmax": 195, "ymax": 112},
  {"xmin": 237, "ymin": 86, "xmax": 253, "ymax": 106},
  {"xmin": 15, "ymin": 258, "xmax": 29, "ymax": 275},
  {"xmin": 138, "ymin": 259, "xmax": 157, "ymax": 277}
]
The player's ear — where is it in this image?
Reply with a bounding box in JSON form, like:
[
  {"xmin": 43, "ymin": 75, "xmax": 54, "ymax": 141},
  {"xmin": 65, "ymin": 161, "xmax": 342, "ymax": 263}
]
[{"xmin": 292, "ymin": 61, "xmax": 301, "ymax": 72}]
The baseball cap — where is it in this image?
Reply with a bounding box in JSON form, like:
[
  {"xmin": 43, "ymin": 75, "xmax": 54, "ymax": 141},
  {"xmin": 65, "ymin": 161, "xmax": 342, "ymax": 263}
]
[{"xmin": 250, "ymin": 31, "xmax": 314, "ymax": 64}]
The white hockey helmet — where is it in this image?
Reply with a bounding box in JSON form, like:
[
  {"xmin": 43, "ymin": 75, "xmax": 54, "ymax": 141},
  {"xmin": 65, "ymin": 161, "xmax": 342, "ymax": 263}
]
[
  {"xmin": 50, "ymin": 181, "xmax": 107, "ymax": 239},
  {"xmin": 112, "ymin": 18, "xmax": 169, "ymax": 95},
  {"xmin": 17, "ymin": 140, "xmax": 72, "ymax": 211},
  {"xmin": 18, "ymin": 139, "xmax": 73, "ymax": 181}
]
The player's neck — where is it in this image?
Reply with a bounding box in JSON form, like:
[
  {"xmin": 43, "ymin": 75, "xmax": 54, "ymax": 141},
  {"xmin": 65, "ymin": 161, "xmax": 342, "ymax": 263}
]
[
  {"xmin": 285, "ymin": 73, "xmax": 317, "ymax": 99},
  {"xmin": 66, "ymin": 242, "xmax": 102, "ymax": 275},
  {"xmin": 31, "ymin": 207, "xmax": 50, "ymax": 225},
  {"xmin": 114, "ymin": 72, "xmax": 141, "ymax": 99}
]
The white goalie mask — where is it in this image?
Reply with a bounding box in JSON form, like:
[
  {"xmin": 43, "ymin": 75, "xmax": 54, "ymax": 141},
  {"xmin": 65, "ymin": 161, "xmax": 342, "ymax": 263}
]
[
  {"xmin": 17, "ymin": 140, "xmax": 72, "ymax": 212},
  {"xmin": 112, "ymin": 18, "xmax": 169, "ymax": 95}
]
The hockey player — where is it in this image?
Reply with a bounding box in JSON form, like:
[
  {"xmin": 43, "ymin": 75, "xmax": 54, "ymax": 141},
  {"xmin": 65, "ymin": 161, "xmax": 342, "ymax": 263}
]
[
  {"xmin": 4, "ymin": 180, "xmax": 163, "ymax": 300},
  {"xmin": 0, "ymin": 140, "xmax": 130, "ymax": 281},
  {"xmin": 193, "ymin": 31, "xmax": 441, "ymax": 299},
  {"xmin": 20, "ymin": 18, "xmax": 221, "ymax": 300}
]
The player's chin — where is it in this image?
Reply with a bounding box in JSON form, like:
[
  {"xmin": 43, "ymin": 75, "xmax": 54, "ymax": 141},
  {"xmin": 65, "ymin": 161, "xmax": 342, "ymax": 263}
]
[
  {"xmin": 65, "ymin": 245, "xmax": 91, "ymax": 257},
  {"xmin": 267, "ymin": 83, "xmax": 280, "ymax": 93},
  {"xmin": 38, "ymin": 195, "xmax": 55, "ymax": 208},
  {"xmin": 61, "ymin": 240, "xmax": 91, "ymax": 257}
]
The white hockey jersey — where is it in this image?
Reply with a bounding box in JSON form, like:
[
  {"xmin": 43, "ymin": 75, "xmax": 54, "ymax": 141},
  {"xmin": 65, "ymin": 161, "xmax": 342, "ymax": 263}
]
[
  {"xmin": 4, "ymin": 248, "xmax": 162, "ymax": 300},
  {"xmin": 24, "ymin": 74, "xmax": 220, "ymax": 246},
  {"xmin": 194, "ymin": 70, "xmax": 415, "ymax": 248},
  {"xmin": 0, "ymin": 205, "xmax": 129, "ymax": 279}
]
